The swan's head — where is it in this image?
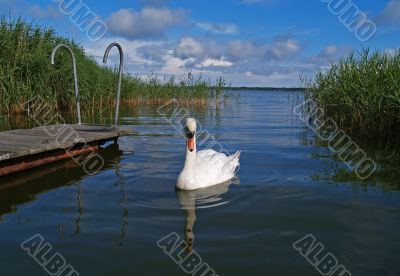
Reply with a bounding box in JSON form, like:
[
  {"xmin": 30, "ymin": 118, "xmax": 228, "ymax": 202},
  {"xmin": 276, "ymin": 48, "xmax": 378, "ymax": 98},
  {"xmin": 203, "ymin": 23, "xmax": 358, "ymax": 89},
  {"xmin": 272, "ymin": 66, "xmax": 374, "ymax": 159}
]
[{"xmin": 184, "ymin": 118, "xmax": 197, "ymax": 152}]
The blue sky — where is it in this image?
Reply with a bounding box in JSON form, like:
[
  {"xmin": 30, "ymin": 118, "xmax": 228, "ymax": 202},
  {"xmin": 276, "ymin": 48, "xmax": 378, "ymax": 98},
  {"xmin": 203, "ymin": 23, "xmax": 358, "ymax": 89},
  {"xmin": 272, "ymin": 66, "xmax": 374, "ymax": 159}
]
[{"xmin": 1, "ymin": 0, "xmax": 400, "ymax": 86}]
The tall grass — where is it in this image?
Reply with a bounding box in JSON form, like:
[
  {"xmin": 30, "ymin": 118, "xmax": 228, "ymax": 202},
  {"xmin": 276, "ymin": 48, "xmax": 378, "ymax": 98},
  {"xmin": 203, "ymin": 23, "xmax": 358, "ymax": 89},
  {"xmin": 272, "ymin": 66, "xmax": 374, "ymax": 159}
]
[
  {"xmin": 0, "ymin": 17, "xmax": 227, "ymax": 115},
  {"xmin": 303, "ymin": 49, "xmax": 400, "ymax": 143}
]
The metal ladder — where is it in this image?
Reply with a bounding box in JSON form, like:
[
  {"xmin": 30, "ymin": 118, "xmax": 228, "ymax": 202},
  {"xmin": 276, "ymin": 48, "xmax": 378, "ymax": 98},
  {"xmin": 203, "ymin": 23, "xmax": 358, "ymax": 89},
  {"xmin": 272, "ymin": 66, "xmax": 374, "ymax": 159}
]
[{"xmin": 51, "ymin": 43, "xmax": 124, "ymax": 126}]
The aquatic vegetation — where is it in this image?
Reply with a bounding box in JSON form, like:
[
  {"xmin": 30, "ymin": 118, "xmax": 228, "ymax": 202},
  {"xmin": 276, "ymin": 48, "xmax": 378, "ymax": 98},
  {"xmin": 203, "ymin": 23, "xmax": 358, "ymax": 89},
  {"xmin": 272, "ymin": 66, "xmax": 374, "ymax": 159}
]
[
  {"xmin": 0, "ymin": 17, "xmax": 227, "ymax": 115},
  {"xmin": 299, "ymin": 51, "xmax": 400, "ymax": 187},
  {"xmin": 298, "ymin": 124, "xmax": 400, "ymax": 190},
  {"xmin": 303, "ymin": 49, "xmax": 400, "ymax": 144}
]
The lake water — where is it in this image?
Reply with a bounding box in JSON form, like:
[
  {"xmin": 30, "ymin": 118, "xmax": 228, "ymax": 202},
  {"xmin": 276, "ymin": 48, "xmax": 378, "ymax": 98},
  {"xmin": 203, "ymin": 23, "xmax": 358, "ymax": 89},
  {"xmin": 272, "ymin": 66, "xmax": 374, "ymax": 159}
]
[{"xmin": 0, "ymin": 90, "xmax": 399, "ymax": 276}]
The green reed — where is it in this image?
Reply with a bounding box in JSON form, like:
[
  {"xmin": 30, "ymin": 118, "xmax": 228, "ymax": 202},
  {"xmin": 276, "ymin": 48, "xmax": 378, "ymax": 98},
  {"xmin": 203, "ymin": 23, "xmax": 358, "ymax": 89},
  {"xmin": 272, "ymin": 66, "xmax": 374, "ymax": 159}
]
[
  {"xmin": 303, "ymin": 49, "xmax": 400, "ymax": 143},
  {"xmin": 0, "ymin": 17, "xmax": 227, "ymax": 115}
]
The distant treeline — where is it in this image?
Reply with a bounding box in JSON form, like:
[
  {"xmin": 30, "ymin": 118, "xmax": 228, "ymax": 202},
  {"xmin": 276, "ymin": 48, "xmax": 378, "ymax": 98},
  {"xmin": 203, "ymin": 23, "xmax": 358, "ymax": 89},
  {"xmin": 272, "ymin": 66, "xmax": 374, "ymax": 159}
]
[{"xmin": 227, "ymin": 87, "xmax": 306, "ymax": 91}]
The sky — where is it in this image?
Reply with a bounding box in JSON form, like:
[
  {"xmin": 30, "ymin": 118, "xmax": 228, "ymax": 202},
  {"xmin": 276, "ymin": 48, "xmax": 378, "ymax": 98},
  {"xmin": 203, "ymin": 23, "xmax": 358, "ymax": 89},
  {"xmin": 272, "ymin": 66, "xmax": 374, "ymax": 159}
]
[{"xmin": 1, "ymin": 0, "xmax": 400, "ymax": 87}]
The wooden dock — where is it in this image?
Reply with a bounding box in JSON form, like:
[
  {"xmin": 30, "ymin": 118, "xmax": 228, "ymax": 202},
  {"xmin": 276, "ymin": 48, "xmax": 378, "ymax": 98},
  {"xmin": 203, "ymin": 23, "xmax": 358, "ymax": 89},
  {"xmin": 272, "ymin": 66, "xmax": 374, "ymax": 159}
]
[
  {"xmin": 0, "ymin": 42, "xmax": 133, "ymax": 177},
  {"xmin": 0, "ymin": 124, "xmax": 132, "ymax": 177}
]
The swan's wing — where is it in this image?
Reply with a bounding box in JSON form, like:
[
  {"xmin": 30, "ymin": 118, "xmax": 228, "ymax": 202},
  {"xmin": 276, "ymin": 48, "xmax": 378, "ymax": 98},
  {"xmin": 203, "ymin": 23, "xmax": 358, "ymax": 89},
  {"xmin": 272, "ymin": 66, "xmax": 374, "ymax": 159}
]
[
  {"xmin": 195, "ymin": 150, "xmax": 240, "ymax": 187},
  {"xmin": 197, "ymin": 149, "xmax": 219, "ymax": 161},
  {"xmin": 197, "ymin": 150, "xmax": 240, "ymax": 166},
  {"xmin": 196, "ymin": 150, "xmax": 229, "ymax": 168},
  {"xmin": 225, "ymin": 150, "xmax": 241, "ymax": 174}
]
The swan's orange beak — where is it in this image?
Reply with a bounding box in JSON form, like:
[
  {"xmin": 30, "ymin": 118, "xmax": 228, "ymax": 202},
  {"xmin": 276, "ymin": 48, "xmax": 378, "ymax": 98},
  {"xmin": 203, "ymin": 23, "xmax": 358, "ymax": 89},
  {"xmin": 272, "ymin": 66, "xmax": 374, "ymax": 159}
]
[{"xmin": 187, "ymin": 138, "xmax": 195, "ymax": 152}]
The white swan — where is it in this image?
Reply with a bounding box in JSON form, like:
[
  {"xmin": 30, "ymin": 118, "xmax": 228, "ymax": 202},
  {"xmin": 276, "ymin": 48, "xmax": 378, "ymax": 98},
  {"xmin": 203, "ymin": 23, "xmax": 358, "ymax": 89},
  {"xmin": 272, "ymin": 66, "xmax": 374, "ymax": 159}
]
[{"xmin": 176, "ymin": 118, "xmax": 241, "ymax": 190}]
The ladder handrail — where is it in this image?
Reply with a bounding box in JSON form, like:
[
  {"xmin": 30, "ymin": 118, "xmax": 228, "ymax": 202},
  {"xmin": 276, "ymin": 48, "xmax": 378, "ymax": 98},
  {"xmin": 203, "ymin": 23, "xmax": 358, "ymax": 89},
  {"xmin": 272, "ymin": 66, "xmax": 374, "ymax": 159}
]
[
  {"xmin": 51, "ymin": 44, "xmax": 82, "ymax": 125},
  {"xmin": 103, "ymin": 43, "xmax": 124, "ymax": 127}
]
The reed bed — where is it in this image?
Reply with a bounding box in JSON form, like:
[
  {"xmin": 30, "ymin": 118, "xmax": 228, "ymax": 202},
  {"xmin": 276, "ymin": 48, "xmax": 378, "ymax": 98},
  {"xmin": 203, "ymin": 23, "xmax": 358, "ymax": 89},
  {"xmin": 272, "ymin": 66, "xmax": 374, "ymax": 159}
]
[
  {"xmin": 0, "ymin": 17, "xmax": 227, "ymax": 115},
  {"xmin": 303, "ymin": 49, "xmax": 400, "ymax": 143}
]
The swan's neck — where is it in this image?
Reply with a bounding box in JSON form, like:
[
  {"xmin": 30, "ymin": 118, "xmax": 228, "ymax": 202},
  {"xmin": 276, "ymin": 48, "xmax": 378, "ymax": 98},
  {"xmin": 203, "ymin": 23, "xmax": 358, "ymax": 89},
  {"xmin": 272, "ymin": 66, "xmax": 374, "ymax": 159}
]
[{"xmin": 184, "ymin": 137, "xmax": 196, "ymax": 170}]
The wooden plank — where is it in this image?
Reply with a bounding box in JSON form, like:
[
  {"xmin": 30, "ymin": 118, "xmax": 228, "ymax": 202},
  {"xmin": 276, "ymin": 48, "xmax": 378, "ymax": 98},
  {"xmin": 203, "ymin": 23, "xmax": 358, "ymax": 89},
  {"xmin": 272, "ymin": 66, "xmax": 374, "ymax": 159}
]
[
  {"xmin": 1, "ymin": 131, "xmax": 87, "ymax": 146},
  {"xmin": 70, "ymin": 125, "xmax": 128, "ymax": 138},
  {"xmin": 0, "ymin": 124, "xmax": 133, "ymax": 167},
  {"xmin": 7, "ymin": 125, "xmax": 124, "ymax": 142},
  {"xmin": 5, "ymin": 124, "xmax": 131, "ymax": 139},
  {"xmin": 3, "ymin": 125, "xmax": 121, "ymax": 145},
  {"xmin": 0, "ymin": 135, "xmax": 75, "ymax": 160},
  {"xmin": 0, "ymin": 126, "xmax": 76, "ymax": 159},
  {"xmin": 5, "ymin": 130, "xmax": 86, "ymax": 143},
  {"xmin": 0, "ymin": 144, "xmax": 58, "ymax": 160},
  {"xmin": 0, "ymin": 132, "xmax": 57, "ymax": 142},
  {"xmin": 71, "ymin": 124, "xmax": 133, "ymax": 136},
  {"xmin": 0, "ymin": 140, "xmax": 59, "ymax": 152},
  {"xmin": 0, "ymin": 140, "xmax": 49, "ymax": 146}
]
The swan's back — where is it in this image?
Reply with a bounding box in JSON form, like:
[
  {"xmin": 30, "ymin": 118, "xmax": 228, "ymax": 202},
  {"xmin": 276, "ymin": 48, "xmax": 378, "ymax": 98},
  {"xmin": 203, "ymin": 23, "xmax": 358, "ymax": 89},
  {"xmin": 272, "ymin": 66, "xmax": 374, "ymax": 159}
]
[{"xmin": 195, "ymin": 150, "xmax": 240, "ymax": 188}]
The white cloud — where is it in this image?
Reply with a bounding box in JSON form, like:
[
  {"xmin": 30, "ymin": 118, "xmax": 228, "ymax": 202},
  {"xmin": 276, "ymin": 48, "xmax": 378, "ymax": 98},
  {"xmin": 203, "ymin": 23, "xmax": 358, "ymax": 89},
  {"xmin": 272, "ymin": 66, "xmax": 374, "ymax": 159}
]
[
  {"xmin": 84, "ymin": 37, "xmax": 166, "ymax": 76},
  {"xmin": 0, "ymin": 1, "xmax": 61, "ymax": 19},
  {"xmin": 196, "ymin": 22, "xmax": 238, "ymax": 35},
  {"xmin": 323, "ymin": 45, "xmax": 339, "ymax": 55},
  {"xmin": 227, "ymin": 41, "xmax": 256, "ymax": 60},
  {"xmin": 83, "ymin": 34, "xmax": 315, "ymax": 86},
  {"xmin": 375, "ymin": 0, "xmax": 400, "ymax": 26},
  {"xmin": 267, "ymin": 38, "xmax": 300, "ymax": 59},
  {"xmin": 87, "ymin": 39, "xmax": 318, "ymax": 86},
  {"xmin": 28, "ymin": 5, "xmax": 61, "ymax": 19},
  {"xmin": 83, "ymin": 33, "xmax": 347, "ymax": 87},
  {"xmin": 174, "ymin": 37, "xmax": 205, "ymax": 59},
  {"xmin": 227, "ymin": 38, "xmax": 301, "ymax": 61},
  {"xmin": 159, "ymin": 53, "xmax": 198, "ymax": 75},
  {"xmin": 172, "ymin": 36, "xmax": 303, "ymax": 65},
  {"xmin": 308, "ymin": 45, "xmax": 352, "ymax": 65},
  {"xmin": 199, "ymin": 57, "xmax": 234, "ymax": 67},
  {"xmin": 107, "ymin": 7, "xmax": 188, "ymax": 39}
]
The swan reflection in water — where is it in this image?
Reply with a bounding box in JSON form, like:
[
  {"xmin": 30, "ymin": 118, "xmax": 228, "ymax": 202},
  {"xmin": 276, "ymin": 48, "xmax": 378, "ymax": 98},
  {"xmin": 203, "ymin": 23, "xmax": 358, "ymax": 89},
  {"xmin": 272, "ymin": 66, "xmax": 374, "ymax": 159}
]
[{"xmin": 176, "ymin": 179, "xmax": 237, "ymax": 253}]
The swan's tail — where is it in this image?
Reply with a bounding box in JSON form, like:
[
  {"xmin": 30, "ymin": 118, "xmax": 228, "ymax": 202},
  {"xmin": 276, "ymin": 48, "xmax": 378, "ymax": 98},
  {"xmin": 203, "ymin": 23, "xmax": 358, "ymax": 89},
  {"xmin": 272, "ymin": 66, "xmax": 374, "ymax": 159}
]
[
  {"xmin": 222, "ymin": 151, "xmax": 241, "ymax": 176},
  {"xmin": 230, "ymin": 151, "xmax": 241, "ymax": 161}
]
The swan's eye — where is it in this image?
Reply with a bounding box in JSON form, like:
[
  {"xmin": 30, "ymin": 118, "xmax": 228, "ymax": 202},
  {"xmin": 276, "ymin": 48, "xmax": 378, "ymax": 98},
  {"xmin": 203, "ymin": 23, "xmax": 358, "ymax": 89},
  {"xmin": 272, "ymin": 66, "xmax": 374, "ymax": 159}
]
[
  {"xmin": 184, "ymin": 126, "xmax": 195, "ymax": 138},
  {"xmin": 186, "ymin": 132, "xmax": 194, "ymax": 139}
]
